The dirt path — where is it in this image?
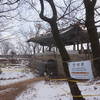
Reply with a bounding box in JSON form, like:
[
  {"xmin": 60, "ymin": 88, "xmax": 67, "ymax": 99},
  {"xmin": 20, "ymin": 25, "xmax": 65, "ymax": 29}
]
[{"xmin": 0, "ymin": 77, "xmax": 44, "ymax": 100}]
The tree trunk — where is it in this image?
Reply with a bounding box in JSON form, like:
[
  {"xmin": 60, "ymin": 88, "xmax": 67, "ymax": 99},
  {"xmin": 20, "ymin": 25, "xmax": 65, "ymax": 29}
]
[
  {"xmin": 39, "ymin": 0, "xmax": 85, "ymax": 99},
  {"xmin": 84, "ymin": 0, "xmax": 100, "ymax": 76},
  {"xmin": 50, "ymin": 21, "xmax": 85, "ymax": 100}
]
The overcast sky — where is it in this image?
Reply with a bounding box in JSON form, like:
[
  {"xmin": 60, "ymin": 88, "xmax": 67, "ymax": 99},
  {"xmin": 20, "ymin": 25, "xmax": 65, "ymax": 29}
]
[{"xmin": 0, "ymin": 0, "xmax": 100, "ymax": 53}]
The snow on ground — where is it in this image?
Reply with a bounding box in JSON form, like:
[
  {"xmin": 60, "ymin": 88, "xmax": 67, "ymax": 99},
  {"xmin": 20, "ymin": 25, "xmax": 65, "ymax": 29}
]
[
  {"xmin": 0, "ymin": 63, "xmax": 35, "ymax": 86},
  {"xmin": 16, "ymin": 80, "xmax": 100, "ymax": 100},
  {"xmin": 16, "ymin": 81, "xmax": 72, "ymax": 100}
]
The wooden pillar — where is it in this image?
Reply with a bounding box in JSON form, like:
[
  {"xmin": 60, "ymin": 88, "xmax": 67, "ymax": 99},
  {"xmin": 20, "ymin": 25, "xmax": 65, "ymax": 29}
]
[
  {"xmin": 81, "ymin": 42, "xmax": 82, "ymax": 50},
  {"xmin": 77, "ymin": 43, "xmax": 79, "ymax": 51},
  {"xmin": 33, "ymin": 47, "xmax": 36, "ymax": 54},
  {"xmin": 81, "ymin": 42, "xmax": 84, "ymax": 54},
  {"xmin": 42, "ymin": 46, "xmax": 45, "ymax": 53},
  {"xmin": 37, "ymin": 45, "xmax": 40, "ymax": 53},
  {"xmin": 49, "ymin": 46, "xmax": 51, "ymax": 51},
  {"xmin": 87, "ymin": 42, "xmax": 89, "ymax": 51},
  {"xmin": 73, "ymin": 44, "xmax": 76, "ymax": 50},
  {"xmin": 87, "ymin": 42, "xmax": 90, "ymax": 58},
  {"xmin": 56, "ymin": 47, "xmax": 57, "ymax": 52},
  {"xmin": 37, "ymin": 48, "xmax": 39, "ymax": 53}
]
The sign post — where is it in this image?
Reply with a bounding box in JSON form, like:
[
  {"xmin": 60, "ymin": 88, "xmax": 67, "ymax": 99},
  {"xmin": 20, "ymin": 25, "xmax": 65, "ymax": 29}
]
[{"xmin": 68, "ymin": 60, "xmax": 94, "ymax": 80}]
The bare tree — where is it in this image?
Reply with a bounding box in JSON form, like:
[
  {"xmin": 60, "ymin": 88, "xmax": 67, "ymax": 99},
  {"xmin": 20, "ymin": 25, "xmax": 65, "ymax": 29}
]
[
  {"xmin": 0, "ymin": 0, "xmax": 20, "ymax": 13},
  {"xmin": 0, "ymin": 40, "xmax": 15, "ymax": 55},
  {"xmin": 39, "ymin": 0, "xmax": 85, "ymax": 100},
  {"xmin": 84, "ymin": 0, "xmax": 100, "ymax": 76},
  {"xmin": 29, "ymin": 24, "xmax": 42, "ymax": 54},
  {"xmin": 57, "ymin": 0, "xmax": 84, "ymax": 25},
  {"xmin": 18, "ymin": 23, "xmax": 43, "ymax": 54},
  {"xmin": 0, "ymin": 0, "xmax": 20, "ymax": 54}
]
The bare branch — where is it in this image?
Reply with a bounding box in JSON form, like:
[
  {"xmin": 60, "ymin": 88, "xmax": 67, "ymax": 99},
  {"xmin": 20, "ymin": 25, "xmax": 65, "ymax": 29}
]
[
  {"xmin": 58, "ymin": 1, "xmax": 84, "ymax": 21},
  {"xmin": 24, "ymin": 0, "xmax": 39, "ymax": 14},
  {"xmin": 46, "ymin": 0, "xmax": 57, "ymax": 21},
  {"xmin": 39, "ymin": 0, "xmax": 51, "ymax": 22},
  {"xmin": 95, "ymin": 20, "xmax": 100, "ymax": 23},
  {"xmin": 0, "ymin": 26, "xmax": 15, "ymax": 32},
  {"xmin": 0, "ymin": 0, "xmax": 20, "ymax": 5},
  {"xmin": 0, "ymin": 0, "xmax": 20, "ymax": 13},
  {"xmin": 84, "ymin": 0, "xmax": 92, "ymax": 8},
  {"xmin": 95, "ymin": 9, "xmax": 100, "ymax": 15},
  {"xmin": 84, "ymin": 0, "xmax": 96, "ymax": 8},
  {"xmin": 39, "ymin": 0, "xmax": 57, "ymax": 22},
  {"xmin": 96, "ymin": 25, "xmax": 100, "ymax": 28},
  {"xmin": 92, "ymin": 0, "xmax": 97, "ymax": 6},
  {"xmin": 0, "ymin": 4, "xmax": 20, "ymax": 13}
]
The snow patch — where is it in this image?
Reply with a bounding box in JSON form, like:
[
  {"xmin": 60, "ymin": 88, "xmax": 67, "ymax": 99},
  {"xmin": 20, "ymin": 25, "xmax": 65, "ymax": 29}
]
[
  {"xmin": 16, "ymin": 80, "xmax": 100, "ymax": 100},
  {"xmin": 0, "ymin": 64, "xmax": 35, "ymax": 86}
]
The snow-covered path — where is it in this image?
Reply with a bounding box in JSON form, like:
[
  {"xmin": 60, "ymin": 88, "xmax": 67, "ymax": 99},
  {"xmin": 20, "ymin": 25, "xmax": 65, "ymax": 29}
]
[
  {"xmin": 0, "ymin": 61, "xmax": 37, "ymax": 100},
  {"xmin": 0, "ymin": 77, "xmax": 42, "ymax": 100},
  {"xmin": 16, "ymin": 80, "xmax": 100, "ymax": 100}
]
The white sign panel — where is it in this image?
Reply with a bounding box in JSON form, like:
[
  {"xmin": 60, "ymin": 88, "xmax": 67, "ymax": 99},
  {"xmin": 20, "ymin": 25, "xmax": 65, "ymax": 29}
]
[{"xmin": 68, "ymin": 60, "xmax": 94, "ymax": 79}]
